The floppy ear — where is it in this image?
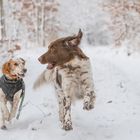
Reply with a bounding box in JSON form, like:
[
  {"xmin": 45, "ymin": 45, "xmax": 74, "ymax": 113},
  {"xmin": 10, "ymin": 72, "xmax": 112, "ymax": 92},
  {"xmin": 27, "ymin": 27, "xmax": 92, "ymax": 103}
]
[
  {"xmin": 65, "ymin": 29, "xmax": 83, "ymax": 47},
  {"xmin": 2, "ymin": 61, "xmax": 11, "ymax": 75}
]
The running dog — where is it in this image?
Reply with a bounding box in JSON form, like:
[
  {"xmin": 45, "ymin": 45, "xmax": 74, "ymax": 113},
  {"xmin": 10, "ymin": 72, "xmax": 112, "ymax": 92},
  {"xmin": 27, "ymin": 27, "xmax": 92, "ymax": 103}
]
[
  {"xmin": 34, "ymin": 29, "xmax": 96, "ymax": 130},
  {"xmin": 0, "ymin": 58, "xmax": 27, "ymax": 129}
]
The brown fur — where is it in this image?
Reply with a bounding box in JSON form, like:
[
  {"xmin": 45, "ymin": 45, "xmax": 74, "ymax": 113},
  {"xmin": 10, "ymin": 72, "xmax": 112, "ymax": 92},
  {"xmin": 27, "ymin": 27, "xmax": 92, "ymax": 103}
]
[
  {"xmin": 2, "ymin": 58, "xmax": 26, "ymax": 80},
  {"xmin": 2, "ymin": 60, "xmax": 18, "ymax": 79},
  {"xmin": 38, "ymin": 29, "xmax": 88, "ymax": 68}
]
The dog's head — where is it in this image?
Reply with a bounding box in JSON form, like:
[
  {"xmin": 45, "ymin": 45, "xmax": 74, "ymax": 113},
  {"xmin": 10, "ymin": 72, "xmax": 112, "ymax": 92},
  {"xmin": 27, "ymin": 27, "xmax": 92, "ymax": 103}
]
[
  {"xmin": 38, "ymin": 29, "xmax": 88, "ymax": 69},
  {"xmin": 2, "ymin": 58, "xmax": 27, "ymax": 79}
]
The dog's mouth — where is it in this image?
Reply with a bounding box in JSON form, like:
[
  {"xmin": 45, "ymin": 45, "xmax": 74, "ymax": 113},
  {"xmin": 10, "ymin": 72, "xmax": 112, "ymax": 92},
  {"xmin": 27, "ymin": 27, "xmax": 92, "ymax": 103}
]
[
  {"xmin": 18, "ymin": 73, "xmax": 25, "ymax": 77},
  {"xmin": 9, "ymin": 73, "xmax": 25, "ymax": 79},
  {"xmin": 47, "ymin": 62, "xmax": 56, "ymax": 69}
]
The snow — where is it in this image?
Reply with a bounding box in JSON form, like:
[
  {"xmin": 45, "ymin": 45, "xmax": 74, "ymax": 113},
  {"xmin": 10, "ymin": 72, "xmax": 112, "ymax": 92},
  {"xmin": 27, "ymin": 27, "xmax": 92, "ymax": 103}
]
[
  {"xmin": 1, "ymin": 0, "xmax": 140, "ymax": 139},
  {"xmin": 0, "ymin": 46, "xmax": 140, "ymax": 140}
]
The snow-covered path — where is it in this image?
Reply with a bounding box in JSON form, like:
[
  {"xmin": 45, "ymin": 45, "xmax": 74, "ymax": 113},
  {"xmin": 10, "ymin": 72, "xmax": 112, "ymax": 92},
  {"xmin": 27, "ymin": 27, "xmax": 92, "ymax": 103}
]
[{"xmin": 0, "ymin": 47, "xmax": 140, "ymax": 140}]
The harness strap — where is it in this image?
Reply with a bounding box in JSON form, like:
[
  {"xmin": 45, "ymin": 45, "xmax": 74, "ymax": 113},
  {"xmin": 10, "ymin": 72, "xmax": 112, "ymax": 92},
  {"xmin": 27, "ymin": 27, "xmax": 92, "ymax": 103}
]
[
  {"xmin": 16, "ymin": 92, "xmax": 25, "ymax": 120},
  {"xmin": 16, "ymin": 81, "xmax": 25, "ymax": 120}
]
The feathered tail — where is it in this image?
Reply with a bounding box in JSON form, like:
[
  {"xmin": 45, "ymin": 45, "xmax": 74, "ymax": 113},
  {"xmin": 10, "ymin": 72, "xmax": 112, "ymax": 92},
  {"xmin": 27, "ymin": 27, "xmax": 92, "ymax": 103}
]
[{"xmin": 33, "ymin": 69, "xmax": 53, "ymax": 90}]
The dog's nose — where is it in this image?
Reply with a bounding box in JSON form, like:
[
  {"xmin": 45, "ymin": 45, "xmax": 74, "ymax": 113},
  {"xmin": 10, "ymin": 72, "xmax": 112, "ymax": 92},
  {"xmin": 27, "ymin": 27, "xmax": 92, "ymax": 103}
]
[{"xmin": 23, "ymin": 69, "xmax": 27, "ymax": 73}]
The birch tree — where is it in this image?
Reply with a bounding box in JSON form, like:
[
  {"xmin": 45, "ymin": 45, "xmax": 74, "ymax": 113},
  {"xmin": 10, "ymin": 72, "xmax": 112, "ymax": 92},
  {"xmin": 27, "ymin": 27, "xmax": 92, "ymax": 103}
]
[
  {"xmin": 9, "ymin": 0, "xmax": 59, "ymax": 47},
  {"xmin": 0, "ymin": 0, "xmax": 6, "ymax": 47},
  {"xmin": 103, "ymin": 0, "xmax": 140, "ymax": 49}
]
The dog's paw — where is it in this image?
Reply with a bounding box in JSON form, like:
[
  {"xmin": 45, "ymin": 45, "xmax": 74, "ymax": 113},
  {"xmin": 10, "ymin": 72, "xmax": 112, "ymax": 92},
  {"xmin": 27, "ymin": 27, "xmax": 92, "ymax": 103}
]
[
  {"xmin": 83, "ymin": 95, "xmax": 95, "ymax": 111},
  {"xmin": 3, "ymin": 112, "xmax": 10, "ymax": 121},
  {"xmin": 8, "ymin": 113, "xmax": 15, "ymax": 121},
  {"xmin": 62, "ymin": 121, "xmax": 73, "ymax": 131},
  {"xmin": 1, "ymin": 125, "xmax": 7, "ymax": 130},
  {"xmin": 83, "ymin": 101, "xmax": 94, "ymax": 111}
]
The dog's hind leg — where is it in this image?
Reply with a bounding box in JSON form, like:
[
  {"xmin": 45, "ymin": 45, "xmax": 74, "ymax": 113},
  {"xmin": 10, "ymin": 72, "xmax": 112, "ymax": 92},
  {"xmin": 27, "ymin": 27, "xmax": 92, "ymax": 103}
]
[{"xmin": 33, "ymin": 69, "xmax": 53, "ymax": 90}]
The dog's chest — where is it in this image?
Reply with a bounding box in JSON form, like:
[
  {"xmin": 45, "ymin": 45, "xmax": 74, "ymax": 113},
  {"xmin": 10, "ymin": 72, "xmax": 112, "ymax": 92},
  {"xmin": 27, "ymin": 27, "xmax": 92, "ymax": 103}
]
[
  {"xmin": 0, "ymin": 76, "xmax": 24, "ymax": 102},
  {"xmin": 53, "ymin": 65, "xmax": 81, "ymax": 90},
  {"xmin": 52, "ymin": 58, "xmax": 91, "ymax": 92}
]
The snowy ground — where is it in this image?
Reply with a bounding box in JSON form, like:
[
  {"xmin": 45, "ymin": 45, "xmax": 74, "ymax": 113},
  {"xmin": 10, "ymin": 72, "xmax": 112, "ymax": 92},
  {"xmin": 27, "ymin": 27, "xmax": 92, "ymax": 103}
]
[{"xmin": 0, "ymin": 46, "xmax": 140, "ymax": 140}]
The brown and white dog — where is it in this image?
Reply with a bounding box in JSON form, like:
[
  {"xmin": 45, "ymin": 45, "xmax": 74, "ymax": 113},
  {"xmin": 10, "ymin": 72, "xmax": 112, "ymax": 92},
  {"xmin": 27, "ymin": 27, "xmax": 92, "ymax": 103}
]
[
  {"xmin": 34, "ymin": 29, "xmax": 96, "ymax": 130},
  {"xmin": 0, "ymin": 58, "xmax": 27, "ymax": 129}
]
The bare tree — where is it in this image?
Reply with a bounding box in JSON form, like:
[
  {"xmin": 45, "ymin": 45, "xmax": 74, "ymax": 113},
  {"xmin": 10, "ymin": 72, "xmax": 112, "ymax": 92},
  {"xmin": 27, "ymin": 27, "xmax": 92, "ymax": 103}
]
[
  {"xmin": 9, "ymin": 0, "xmax": 59, "ymax": 47},
  {"xmin": 0, "ymin": 0, "xmax": 6, "ymax": 47},
  {"xmin": 103, "ymin": 0, "xmax": 140, "ymax": 48}
]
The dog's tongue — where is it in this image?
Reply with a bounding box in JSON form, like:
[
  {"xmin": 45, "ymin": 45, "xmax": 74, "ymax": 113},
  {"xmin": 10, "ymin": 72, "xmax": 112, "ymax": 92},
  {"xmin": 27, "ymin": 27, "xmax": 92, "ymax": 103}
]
[{"xmin": 47, "ymin": 63, "xmax": 54, "ymax": 69}]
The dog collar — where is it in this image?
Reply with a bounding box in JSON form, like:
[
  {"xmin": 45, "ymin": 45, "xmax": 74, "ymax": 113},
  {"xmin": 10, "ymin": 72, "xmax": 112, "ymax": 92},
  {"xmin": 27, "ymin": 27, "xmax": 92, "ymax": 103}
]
[{"xmin": 3, "ymin": 75, "xmax": 20, "ymax": 83}]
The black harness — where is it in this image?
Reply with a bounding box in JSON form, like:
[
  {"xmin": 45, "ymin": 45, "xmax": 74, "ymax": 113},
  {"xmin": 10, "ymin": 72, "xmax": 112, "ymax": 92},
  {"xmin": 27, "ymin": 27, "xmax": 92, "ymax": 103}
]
[{"xmin": 0, "ymin": 75, "xmax": 25, "ymax": 102}]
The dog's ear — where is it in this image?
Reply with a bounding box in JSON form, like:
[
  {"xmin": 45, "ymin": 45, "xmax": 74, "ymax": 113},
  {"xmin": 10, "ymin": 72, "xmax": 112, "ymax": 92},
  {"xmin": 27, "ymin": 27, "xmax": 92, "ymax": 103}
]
[
  {"xmin": 64, "ymin": 29, "xmax": 83, "ymax": 47},
  {"xmin": 2, "ymin": 61, "xmax": 11, "ymax": 75}
]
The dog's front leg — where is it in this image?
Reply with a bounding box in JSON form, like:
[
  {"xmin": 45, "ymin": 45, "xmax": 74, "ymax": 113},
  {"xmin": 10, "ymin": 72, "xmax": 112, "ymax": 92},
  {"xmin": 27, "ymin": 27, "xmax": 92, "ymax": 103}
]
[
  {"xmin": 57, "ymin": 90, "xmax": 64, "ymax": 123},
  {"xmin": 0, "ymin": 89, "xmax": 9, "ymax": 129},
  {"xmin": 62, "ymin": 94, "xmax": 72, "ymax": 131},
  {"xmin": 81, "ymin": 70, "xmax": 96, "ymax": 110},
  {"xmin": 0, "ymin": 108, "xmax": 6, "ymax": 129},
  {"xmin": 83, "ymin": 89, "xmax": 95, "ymax": 110},
  {"xmin": 0, "ymin": 103, "xmax": 8, "ymax": 129},
  {"xmin": 59, "ymin": 77, "xmax": 72, "ymax": 130},
  {"xmin": 57, "ymin": 90, "xmax": 72, "ymax": 130},
  {"xmin": 55, "ymin": 69, "xmax": 73, "ymax": 131},
  {"xmin": 0, "ymin": 102, "xmax": 10, "ymax": 122},
  {"xmin": 9, "ymin": 90, "xmax": 22, "ymax": 121}
]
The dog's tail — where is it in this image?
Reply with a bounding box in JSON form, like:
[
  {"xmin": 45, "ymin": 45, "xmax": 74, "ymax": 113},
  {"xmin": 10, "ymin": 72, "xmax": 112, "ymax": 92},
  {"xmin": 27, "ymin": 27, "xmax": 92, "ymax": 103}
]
[{"xmin": 33, "ymin": 69, "xmax": 53, "ymax": 90}]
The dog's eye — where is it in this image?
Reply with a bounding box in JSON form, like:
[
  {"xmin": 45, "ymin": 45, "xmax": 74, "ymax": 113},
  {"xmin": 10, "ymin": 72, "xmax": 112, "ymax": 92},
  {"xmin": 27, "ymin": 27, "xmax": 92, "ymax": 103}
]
[{"xmin": 14, "ymin": 63, "xmax": 18, "ymax": 66}]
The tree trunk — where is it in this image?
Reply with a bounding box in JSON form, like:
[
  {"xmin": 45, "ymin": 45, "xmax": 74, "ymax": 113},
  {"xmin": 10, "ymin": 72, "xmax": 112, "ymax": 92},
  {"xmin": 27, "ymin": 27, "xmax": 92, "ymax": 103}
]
[
  {"xmin": 41, "ymin": 0, "xmax": 45, "ymax": 47},
  {"xmin": 36, "ymin": 3, "xmax": 40, "ymax": 46},
  {"xmin": 0, "ymin": 0, "xmax": 6, "ymax": 47}
]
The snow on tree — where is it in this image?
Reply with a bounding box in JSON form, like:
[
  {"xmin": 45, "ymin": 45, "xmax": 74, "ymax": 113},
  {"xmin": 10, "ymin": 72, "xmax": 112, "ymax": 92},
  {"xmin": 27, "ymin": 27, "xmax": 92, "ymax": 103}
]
[
  {"xmin": 103, "ymin": 0, "xmax": 140, "ymax": 53},
  {"xmin": 58, "ymin": 0, "xmax": 112, "ymax": 46},
  {"xmin": 0, "ymin": 0, "xmax": 60, "ymax": 67},
  {"xmin": 10, "ymin": 0, "xmax": 60, "ymax": 47},
  {"xmin": 0, "ymin": 0, "xmax": 6, "ymax": 47},
  {"xmin": 0, "ymin": 0, "xmax": 60, "ymax": 48}
]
